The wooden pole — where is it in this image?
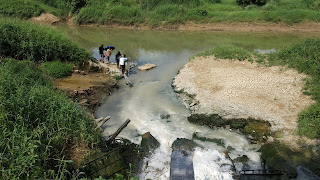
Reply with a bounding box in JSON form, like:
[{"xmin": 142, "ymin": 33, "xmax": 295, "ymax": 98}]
[{"xmin": 108, "ymin": 119, "xmax": 131, "ymax": 143}]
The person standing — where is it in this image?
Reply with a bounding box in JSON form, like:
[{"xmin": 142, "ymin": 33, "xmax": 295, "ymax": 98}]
[
  {"xmin": 115, "ymin": 51, "xmax": 121, "ymax": 69},
  {"xmin": 99, "ymin": 44, "xmax": 105, "ymax": 62},
  {"xmin": 106, "ymin": 48, "xmax": 112, "ymax": 63},
  {"xmin": 119, "ymin": 54, "xmax": 129, "ymax": 76}
]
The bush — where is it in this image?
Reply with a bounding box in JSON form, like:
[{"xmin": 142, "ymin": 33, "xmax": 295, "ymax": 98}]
[
  {"xmin": 0, "ymin": 18, "xmax": 90, "ymax": 65},
  {"xmin": 0, "ymin": 59, "xmax": 100, "ymax": 178},
  {"xmin": 41, "ymin": 61, "xmax": 73, "ymax": 78},
  {"xmin": 303, "ymin": 0, "xmax": 320, "ymax": 10},
  {"xmin": 0, "ymin": 0, "xmax": 44, "ymax": 18}
]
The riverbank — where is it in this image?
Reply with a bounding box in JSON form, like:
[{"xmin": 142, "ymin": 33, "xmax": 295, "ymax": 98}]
[
  {"xmin": 53, "ymin": 61, "xmax": 121, "ymax": 113},
  {"xmin": 84, "ymin": 21, "xmax": 320, "ymax": 33},
  {"xmin": 28, "ymin": 13, "xmax": 320, "ymax": 33},
  {"xmin": 172, "ymin": 56, "xmax": 318, "ymax": 146}
]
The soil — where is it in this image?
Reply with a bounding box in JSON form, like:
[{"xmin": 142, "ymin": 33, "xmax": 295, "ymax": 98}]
[
  {"xmin": 83, "ymin": 21, "xmax": 320, "ymax": 33},
  {"xmin": 172, "ymin": 56, "xmax": 315, "ymax": 138},
  {"xmin": 53, "ymin": 72, "xmax": 118, "ymax": 113},
  {"xmin": 29, "ymin": 13, "xmax": 63, "ymax": 25}
]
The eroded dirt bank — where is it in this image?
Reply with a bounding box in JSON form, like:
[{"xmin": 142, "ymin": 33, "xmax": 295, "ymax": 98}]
[
  {"xmin": 53, "ymin": 62, "xmax": 121, "ymax": 113},
  {"xmin": 172, "ymin": 56, "xmax": 315, "ymax": 134}
]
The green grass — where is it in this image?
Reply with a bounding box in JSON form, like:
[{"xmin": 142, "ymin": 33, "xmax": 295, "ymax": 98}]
[
  {"xmin": 1, "ymin": 0, "xmax": 319, "ymax": 25},
  {"xmin": 41, "ymin": 61, "xmax": 74, "ymax": 78},
  {"xmin": 193, "ymin": 45, "xmax": 251, "ymax": 61},
  {"xmin": 0, "ymin": 0, "xmax": 44, "ymax": 19},
  {"xmin": 74, "ymin": 0, "xmax": 320, "ymax": 25},
  {"xmin": 0, "ymin": 59, "xmax": 101, "ymax": 179},
  {"xmin": 0, "ymin": 18, "xmax": 90, "ymax": 65}
]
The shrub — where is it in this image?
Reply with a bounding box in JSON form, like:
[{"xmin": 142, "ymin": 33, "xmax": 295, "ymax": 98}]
[
  {"xmin": 41, "ymin": 61, "xmax": 73, "ymax": 78},
  {"xmin": 0, "ymin": 0, "xmax": 44, "ymax": 18},
  {"xmin": 0, "ymin": 18, "xmax": 90, "ymax": 65}
]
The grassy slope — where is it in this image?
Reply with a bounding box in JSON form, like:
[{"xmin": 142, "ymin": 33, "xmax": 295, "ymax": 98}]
[
  {"xmin": 0, "ymin": 18, "xmax": 90, "ymax": 65},
  {"xmin": 0, "ymin": 59, "xmax": 101, "ymax": 179},
  {"xmin": 0, "ymin": 0, "xmax": 319, "ymax": 25},
  {"xmin": 0, "ymin": 18, "xmax": 101, "ymax": 179}
]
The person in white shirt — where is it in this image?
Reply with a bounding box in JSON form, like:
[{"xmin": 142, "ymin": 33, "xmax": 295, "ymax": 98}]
[{"xmin": 119, "ymin": 54, "xmax": 129, "ymax": 76}]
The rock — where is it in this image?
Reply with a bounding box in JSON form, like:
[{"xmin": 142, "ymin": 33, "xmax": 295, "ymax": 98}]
[
  {"xmin": 80, "ymin": 71, "xmax": 86, "ymax": 75},
  {"xmin": 74, "ymin": 70, "xmax": 80, "ymax": 73},
  {"xmin": 138, "ymin": 64, "xmax": 157, "ymax": 71},
  {"xmin": 189, "ymin": 102, "xmax": 197, "ymax": 107},
  {"xmin": 160, "ymin": 114, "xmax": 170, "ymax": 119},
  {"xmin": 140, "ymin": 132, "xmax": 160, "ymax": 156}
]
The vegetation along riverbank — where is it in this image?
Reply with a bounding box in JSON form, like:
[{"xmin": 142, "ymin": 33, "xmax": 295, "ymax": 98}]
[
  {"xmin": 0, "ymin": 18, "xmax": 140, "ymax": 179},
  {"xmin": 0, "ymin": 0, "xmax": 320, "ymax": 28},
  {"xmin": 173, "ymin": 38, "xmax": 320, "ymax": 176}
]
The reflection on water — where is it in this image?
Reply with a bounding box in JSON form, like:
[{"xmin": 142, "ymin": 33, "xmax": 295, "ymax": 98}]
[{"xmin": 57, "ymin": 25, "xmax": 320, "ymax": 179}]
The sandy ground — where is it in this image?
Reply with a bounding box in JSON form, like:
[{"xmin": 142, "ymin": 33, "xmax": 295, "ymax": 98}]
[{"xmin": 172, "ymin": 56, "xmax": 315, "ymax": 133}]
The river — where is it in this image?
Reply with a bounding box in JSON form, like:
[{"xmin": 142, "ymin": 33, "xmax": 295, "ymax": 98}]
[{"xmin": 57, "ymin": 25, "xmax": 319, "ymax": 180}]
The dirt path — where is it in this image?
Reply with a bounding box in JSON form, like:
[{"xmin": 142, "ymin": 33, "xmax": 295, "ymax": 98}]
[{"xmin": 172, "ymin": 56, "xmax": 315, "ymax": 133}]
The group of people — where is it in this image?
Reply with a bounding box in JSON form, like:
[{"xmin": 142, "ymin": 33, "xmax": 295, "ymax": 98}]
[{"xmin": 99, "ymin": 44, "xmax": 129, "ymax": 76}]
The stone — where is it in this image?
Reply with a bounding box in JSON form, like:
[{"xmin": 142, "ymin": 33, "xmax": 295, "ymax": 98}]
[
  {"xmin": 140, "ymin": 132, "xmax": 160, "ymax": 156},
  {"xmin": 160, "ymin": 114, "xmax": 170, "ymax": 119},
  {"xmin": 138, "ymin": 64, "xmax": 157, "ymax": 71}
]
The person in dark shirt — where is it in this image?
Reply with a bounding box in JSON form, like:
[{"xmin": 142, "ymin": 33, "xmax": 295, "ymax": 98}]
[
  {"xmin": 99, "ymin": 44, "xmax": 105, "ymax": 62},
  {"xmin": 115, "ymin": 51, "xmax": 121, "ymax": 69}
]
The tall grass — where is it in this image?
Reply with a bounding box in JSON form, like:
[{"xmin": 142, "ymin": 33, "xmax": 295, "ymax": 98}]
[
  {"xmin": 0, "ymin": 59, "xmax": 101, "ymax": 179},
  {"xmin": 1, "ymin": 0, "xmax": 319, "ymax": 25},
  {"xmin": 74, "ymin": 0, "xmax": 320, "ymax": 25},
  {"xmin": 0, "ymin": 0, "xmax": 44, "ymax": 19},
  {"xmin": 0, "ymin": 18, "xmax": 90, "ymax": 65}
]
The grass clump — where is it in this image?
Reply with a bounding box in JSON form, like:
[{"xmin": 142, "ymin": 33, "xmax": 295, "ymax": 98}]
[
  {"xmin": 41, "ymin": 61, "xmax": 74, "ymax": 78},
  {"xmin": 268, "ymin": 38, "xmax": 320, "ymax": 138},
  {"xmin": 0, "ymin": 18, "xmax": 90, "ymax": 65},
  {"xmin": 0, "ymin": 59, "xmax": 101, "ymax": 179},
  {"xmin": 194, "ymin": 45, "xmax": 251, "ymax": 61}
]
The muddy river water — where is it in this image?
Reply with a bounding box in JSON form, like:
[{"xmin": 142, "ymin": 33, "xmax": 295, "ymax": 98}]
[{"xmin": 57, "ymin": 25, "xmax": 319, "ymax": 179}]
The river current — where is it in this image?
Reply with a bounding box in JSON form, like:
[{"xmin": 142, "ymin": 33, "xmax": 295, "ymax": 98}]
[{"xmin": 57, "ymin": 26, "xmax": 320, "ymax": 179}]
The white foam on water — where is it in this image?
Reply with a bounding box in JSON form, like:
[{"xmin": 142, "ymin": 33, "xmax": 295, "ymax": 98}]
[
  {"xmin": 193, "ymin": 147, "xmax": 234, "ymax": 180},
  {"xmin": 97, "ymin": 50, "xmax": 263, "ymax": 179}
]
